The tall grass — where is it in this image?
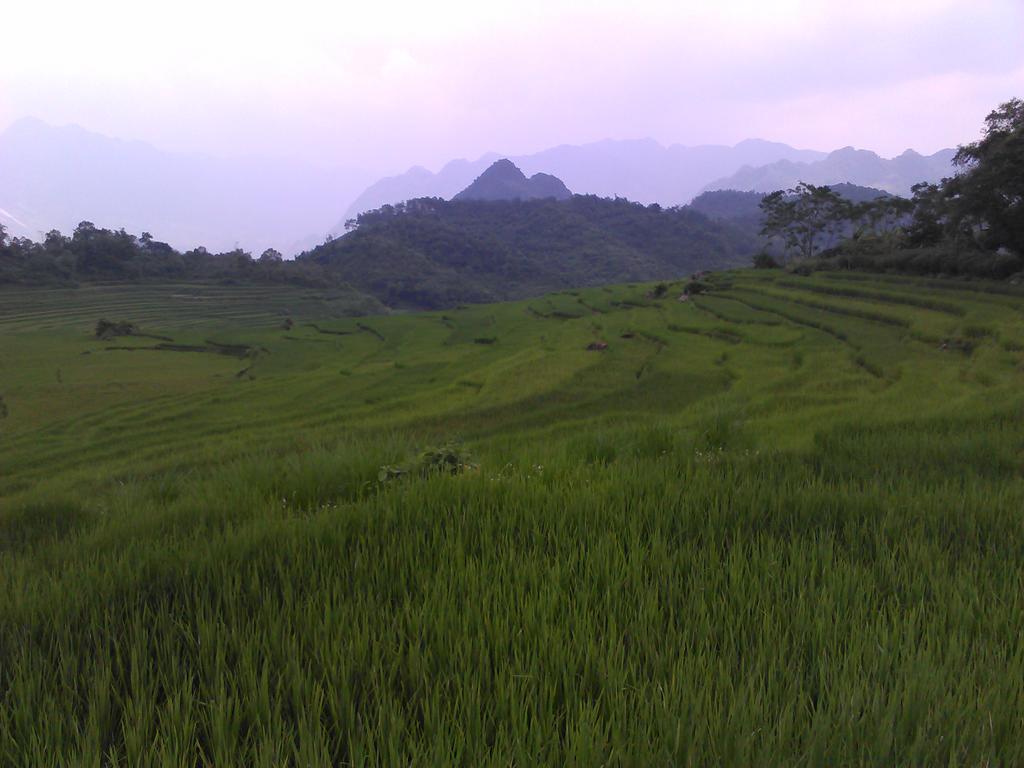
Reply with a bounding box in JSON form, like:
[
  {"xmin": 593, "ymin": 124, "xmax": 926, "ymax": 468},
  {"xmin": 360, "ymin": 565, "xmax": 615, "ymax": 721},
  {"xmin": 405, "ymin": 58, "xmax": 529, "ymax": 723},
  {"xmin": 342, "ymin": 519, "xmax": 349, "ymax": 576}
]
[{"xmin": 1, "ymin": 272, "xmax": 1023, "ymax": 764}]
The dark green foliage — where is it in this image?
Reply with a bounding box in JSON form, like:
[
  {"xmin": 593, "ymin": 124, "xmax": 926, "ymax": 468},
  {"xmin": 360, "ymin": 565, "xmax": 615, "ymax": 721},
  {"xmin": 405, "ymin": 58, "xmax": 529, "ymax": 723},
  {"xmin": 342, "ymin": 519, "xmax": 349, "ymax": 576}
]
[
  {"xmin": 752, "ymin": 252, "xmax": 779, "ymax": 269},
  {"xmin": 95, "ymin": 318, "xmax": 139, "ymax": 339},
  {"xmin": 693, "ymin": 186, "xmax": 890, "ymax": 257},
  {"xmin": 948, "ymin": 98, "xmax": 1024, "ymax": 254},
  {"xmin": 693, "ymin": 185, "xmax": 888, "ymax": 226},
  {"xmin": 760, "ymin": 183, "xmax": 853, "ymax": 262},
  {"xmin": 813, "ymin": 242, "xmax": 1024, "ymax": 280},
  {"xmin": 817, "ymin": 98, "xmax": 1024, "ymax": 279},
  {"xmin": 416, "ymin": 442, "xmax": 477, "ymax": 475},
  {"xmin": 849, "ymin": 194, "xmax": 913, "ymax": 240},
  {"xmin": 379, "ymin": 442, "xmax": 478, "ymax": 482},
  {"xmin": 300, "ymin": 195, "xmax": 758, "ymax": 309},
  {"xmin": 905, "ymin": 182, "xmax": 947, "ymax": 247},
  {"xmin": 0, "ymin": 222, "xmax": 359, "ymax": 289}
]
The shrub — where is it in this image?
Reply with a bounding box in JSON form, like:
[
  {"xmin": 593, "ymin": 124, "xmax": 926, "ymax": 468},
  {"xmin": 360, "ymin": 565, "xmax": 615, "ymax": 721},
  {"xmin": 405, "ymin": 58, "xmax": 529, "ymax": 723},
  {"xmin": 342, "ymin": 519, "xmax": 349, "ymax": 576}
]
[
  {"xmin": 683, "ymin": 280, "xmax": 711, "ymax": 296},
  {"xmin": 95, "ymin": 319, "xmax": 138, "ymax": 339},
  {"xmin": 753, "ymin": 252, "xmax": 779, "ymax": 269},
  {"xmin": 379, "ymin": 442, "xmax": 477, "ymax": 482}
]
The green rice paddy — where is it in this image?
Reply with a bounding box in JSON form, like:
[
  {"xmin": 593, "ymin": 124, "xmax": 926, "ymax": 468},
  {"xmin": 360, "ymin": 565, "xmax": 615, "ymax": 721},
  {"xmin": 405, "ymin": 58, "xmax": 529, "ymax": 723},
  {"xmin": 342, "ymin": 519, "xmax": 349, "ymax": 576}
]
[{"xmin": 1, "ymin": 271, "xmax": 1023, "ymax": 764}]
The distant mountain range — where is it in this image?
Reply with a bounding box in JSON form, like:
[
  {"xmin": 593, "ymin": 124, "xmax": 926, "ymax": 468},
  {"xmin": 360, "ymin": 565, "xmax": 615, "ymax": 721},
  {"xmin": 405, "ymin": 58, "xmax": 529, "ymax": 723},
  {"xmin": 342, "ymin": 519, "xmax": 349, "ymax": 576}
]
[
  {"xmin": 0, "ymin": 117, "xmax": 958, "ymax": 258},
  {"xmin": 0, "ymin": 117, "xmax": 372, "ymax": 254},
  {"xmin": 338, "ymin": 138, "xmax": 827, "ymax": 226},
  {"xmin": 704, "ymin": 147, "xmax": 956, "ymax": 197},
  {"xmin": 454, "ymin": 159, "xmax": 572, "ymax": 202}
]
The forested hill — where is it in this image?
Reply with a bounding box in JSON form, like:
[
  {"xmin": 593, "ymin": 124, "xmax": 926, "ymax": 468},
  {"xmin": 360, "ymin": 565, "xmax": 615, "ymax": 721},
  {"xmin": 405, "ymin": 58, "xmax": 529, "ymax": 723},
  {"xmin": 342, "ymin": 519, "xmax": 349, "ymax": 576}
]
[
  {"xmin": 688, "ymin": 184, "xmax": 892, "ymax": 245},
  {"xmin": 691, "ymin": 184, "xmax": 889, "ymax": 223},
  {"xmin": 301, "ymin": 195, "xmax": 757, "ymax": 309}
]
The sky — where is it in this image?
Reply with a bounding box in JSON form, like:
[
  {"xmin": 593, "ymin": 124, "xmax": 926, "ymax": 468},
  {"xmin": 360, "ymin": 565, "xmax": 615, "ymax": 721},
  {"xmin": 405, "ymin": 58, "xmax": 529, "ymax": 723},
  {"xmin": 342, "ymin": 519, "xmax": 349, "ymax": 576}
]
[{"xmin": 2, "ymin": 0, "xmax": 1022, "ymax": 176}]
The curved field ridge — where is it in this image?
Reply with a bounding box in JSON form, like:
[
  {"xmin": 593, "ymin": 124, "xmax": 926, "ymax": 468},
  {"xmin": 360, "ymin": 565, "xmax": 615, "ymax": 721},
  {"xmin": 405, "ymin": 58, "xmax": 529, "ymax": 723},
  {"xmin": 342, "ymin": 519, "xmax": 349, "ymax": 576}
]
[{"xmin": 0, "ymin": 270, "xmax": 1023, "ymax": 764}]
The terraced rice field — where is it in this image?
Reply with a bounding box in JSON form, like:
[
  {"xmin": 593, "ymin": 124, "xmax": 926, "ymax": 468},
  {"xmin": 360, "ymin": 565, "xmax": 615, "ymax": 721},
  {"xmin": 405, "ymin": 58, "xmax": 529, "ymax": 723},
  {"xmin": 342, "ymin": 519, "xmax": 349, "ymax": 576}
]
[{"xmin": 1, "ymin": 270, "xmax": 1023, "ymax": 764}]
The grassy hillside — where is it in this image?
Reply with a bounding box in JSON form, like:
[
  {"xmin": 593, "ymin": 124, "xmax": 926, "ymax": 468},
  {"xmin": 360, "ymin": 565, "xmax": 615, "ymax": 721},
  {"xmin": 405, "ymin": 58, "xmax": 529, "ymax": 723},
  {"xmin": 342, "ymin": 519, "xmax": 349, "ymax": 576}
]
[{"xmin": 1, "ymin": 272, "xmax": 1024, "ymax": 764}]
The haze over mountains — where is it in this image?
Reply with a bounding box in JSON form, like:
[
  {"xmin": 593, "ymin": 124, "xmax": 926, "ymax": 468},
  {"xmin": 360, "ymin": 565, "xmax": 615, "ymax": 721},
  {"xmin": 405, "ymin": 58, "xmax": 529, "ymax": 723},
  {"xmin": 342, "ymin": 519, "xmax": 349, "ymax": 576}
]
[
  {"xmin": 705, "ymin": 147, "xmax": 956, "ymax": 197},
  {"xmin": 338, "ymin": 140, "xmax": 957, "ymax": 229},
  {"xmin": 0, "ymin": 117, "xmax": 372, "ymax": 255},
  {"xmin": 1, "ymin": 117, "xmax": 956, "ymax": 256},
  {"xmin": 339, "ymin": 139, "xmax": 827, "ymax": 225}
]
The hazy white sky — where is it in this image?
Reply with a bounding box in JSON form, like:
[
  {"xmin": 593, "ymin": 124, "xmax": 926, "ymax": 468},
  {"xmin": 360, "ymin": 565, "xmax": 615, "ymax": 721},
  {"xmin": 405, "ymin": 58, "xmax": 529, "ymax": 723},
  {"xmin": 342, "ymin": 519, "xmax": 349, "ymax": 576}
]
[{"xmin": 2, "ymin": 0, "xmax": 1022, "ymax": 174}]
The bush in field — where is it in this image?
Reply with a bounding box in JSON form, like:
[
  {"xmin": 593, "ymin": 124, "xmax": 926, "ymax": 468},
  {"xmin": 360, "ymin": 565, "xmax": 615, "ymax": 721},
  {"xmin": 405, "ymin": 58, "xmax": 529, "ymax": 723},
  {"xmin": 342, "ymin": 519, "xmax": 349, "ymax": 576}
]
[
  {"xmin": 684, "ymin": 279, "xmax": 712, "ymax": 296},
  {"xmin": 379, "ymin": 442, "xmax": 477, "ymax": 482},
  {"xmin": 95, "ymin": 318, "xmax": 138, "ymax": 339}
]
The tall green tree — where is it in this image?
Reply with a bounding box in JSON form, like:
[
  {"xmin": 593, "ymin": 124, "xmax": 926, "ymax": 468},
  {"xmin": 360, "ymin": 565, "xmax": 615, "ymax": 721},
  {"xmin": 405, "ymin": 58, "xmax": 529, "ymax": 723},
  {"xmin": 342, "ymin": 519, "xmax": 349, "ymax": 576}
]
[
  {"xmin": 904, "ymin": 183, "xmax": 946, "ymax": 248},
  {"xmin": 850, "ymin": 195, "xmax": 913, "ymax": 255},
  {"xmin": 759, "ymin": 183, "xmax": 852, "ymax": 263},
  {"xmin": 947, "ymin": 98, "xmax": 1024, "ymax": 253}
]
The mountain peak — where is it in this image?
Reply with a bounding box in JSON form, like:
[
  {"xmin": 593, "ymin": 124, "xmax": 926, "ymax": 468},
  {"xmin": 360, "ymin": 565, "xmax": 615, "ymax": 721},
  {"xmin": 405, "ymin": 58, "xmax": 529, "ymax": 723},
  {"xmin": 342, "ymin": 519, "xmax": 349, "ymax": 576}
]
[
  {"xmin": 477, "ymin": 158, "xmax": 528, "ymax": 183},
  {"xmin": 453, "ymin": 159, "xmax": 572, "ymax": 202},
  {"xmin": 827, "ymin": 146, "xmax": 877, "ymax": 159}
]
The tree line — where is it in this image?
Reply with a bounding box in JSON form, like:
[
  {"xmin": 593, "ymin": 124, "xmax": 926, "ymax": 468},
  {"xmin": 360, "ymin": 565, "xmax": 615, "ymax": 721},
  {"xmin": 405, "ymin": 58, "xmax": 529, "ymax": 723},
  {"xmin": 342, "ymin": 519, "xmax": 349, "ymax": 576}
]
[
  {"xmin": 0, "ymin": 222, "xmax": 339, "ymax": 287},
  {"xmin": 759, "ymin": 98, "xmax": 1023, "ymax": 279}
]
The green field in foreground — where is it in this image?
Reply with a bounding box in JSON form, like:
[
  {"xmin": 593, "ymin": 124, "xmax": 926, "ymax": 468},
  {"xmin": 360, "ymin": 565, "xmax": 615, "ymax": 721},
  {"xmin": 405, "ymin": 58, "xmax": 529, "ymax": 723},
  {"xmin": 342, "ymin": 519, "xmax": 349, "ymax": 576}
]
[{"xmin": 1, "ymin": 271, "xmax": 1023, "ymax": 764}]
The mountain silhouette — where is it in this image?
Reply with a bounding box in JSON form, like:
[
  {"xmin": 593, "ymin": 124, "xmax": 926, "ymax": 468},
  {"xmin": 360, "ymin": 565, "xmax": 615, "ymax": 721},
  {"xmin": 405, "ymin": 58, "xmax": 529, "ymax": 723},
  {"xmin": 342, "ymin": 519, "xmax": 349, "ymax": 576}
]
[
  {"xmin": 704, "ymin": 147, "xmax": 956, "ymax": 197},
  {"xmin": 338, "ymin": 138, "xmax": 827, "ymax": 226},
  {"xmin": 453, "ymin": 159, "xmax": 572, "ymax": 202}
]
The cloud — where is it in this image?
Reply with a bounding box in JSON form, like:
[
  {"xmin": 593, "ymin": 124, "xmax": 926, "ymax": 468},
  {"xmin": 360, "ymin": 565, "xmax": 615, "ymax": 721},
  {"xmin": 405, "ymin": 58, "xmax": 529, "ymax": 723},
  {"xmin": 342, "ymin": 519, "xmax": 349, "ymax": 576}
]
[{"xmin": 1, "ymin": 0, "xmax": 1021, "ymax": 172}]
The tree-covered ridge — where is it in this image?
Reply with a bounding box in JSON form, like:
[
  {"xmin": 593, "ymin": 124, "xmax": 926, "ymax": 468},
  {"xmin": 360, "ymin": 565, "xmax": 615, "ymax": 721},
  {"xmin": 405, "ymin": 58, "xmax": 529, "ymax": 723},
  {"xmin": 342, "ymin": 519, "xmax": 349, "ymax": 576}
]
[
  {"xmin": 0, "ymin": 221, "xmax": 352, "ymax": 288},
  {"xmin": 691, "ymin": 184, "xmax": 889, "ymax": 225},
  {"xmin": 303, "ymin": 195, "xmax": 758, "ymax": 309}
]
